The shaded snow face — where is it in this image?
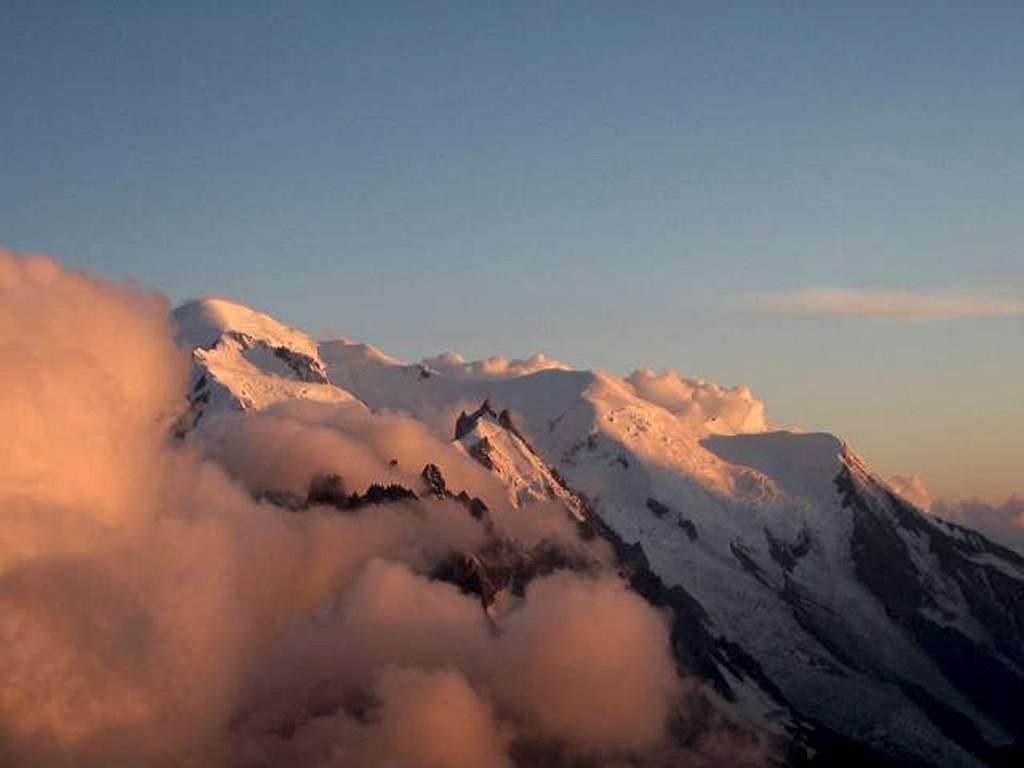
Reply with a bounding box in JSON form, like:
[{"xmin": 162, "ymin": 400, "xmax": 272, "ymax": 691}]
[{"xmin": 0, "ymin": 251, "xmax": 719, "ymax": 768}]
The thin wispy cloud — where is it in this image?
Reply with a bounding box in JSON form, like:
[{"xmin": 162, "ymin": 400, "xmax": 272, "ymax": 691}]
[{"xmin": 745, "ymin": 287, "xmax": 1024, "ymax": 319}]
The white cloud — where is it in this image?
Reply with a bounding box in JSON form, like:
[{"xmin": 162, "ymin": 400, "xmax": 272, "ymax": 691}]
[
  {"xmin": 888, "ymin": 474, "xmax": 932, "ymax": 511},
  {"xmin": 745, "ymin": 287, "xmax": 1024, "ymax": 319},
  {"xmin": 887, "ymin": 474, "xmax": 1023, "ymax": 555},
  {"xmin": 420, "ymin": 351, "xmax": 571, "ymax": 380},
  {"xmin": 626, "ymin": 368, "xmax": 767, "ymax": 434},
  {"xmin": 931, "ymin": 496, "xmax": 1024, "ymax": 555},
  {"xmin": 2, "ymin": 249, "xmax": 758, "ymax": 767}
]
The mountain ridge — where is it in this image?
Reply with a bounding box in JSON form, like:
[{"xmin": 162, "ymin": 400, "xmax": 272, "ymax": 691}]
[{"xmin": 173, "ymin": 296, "xmax": 1023, "ymax": 767}]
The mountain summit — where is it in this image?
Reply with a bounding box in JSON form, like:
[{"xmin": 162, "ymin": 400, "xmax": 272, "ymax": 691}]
[{"xmin": 173, "ymin": 298, "xmax": 357, "ymax": 429}]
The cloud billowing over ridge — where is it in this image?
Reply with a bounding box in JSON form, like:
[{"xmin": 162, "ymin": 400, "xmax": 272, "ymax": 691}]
[
  {"xmin": 932, "ymin": 496, "xmax": 1024, "ymax": 556},
  {"xmin": 420, "ymin": 351, "xmax": 571, "ymax": 380},
  {"xmin": 887, "ymin": 474, "xmax": 933, "ymax": 511},
  {"xmin": 888, "ymin": 472, "xmax": 1024, "ymax": 555},
  {"xmin": 626, "ymin": 368, "xmax": 767, "ymax": 434},
  {"xmin": 0, "ymin": 249, "xmax": 762, "ymax": 767}
]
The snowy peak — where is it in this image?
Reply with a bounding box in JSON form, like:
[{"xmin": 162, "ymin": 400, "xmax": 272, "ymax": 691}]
[
  {"xmin": 174, "ymin": 296, "xmax": 320, "ymax": 360},
  {"xmin": 454, "ymin": 399, "xmax": 587, "ymax": 520},
  {"xmin": 172, "ymin": 298, "xmax": 356, "ymax": 428}
]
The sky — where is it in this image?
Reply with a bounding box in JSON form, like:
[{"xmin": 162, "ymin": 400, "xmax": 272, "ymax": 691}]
[{"xmin": 2, "ymin": 1, "xmax": 1021, "ymax": 502}]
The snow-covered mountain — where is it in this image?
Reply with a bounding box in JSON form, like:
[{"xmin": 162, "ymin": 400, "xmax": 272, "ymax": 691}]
[
  {"xmin": 174, "ymin": 297, "xmax": 1024, "ymax": 768},
  {"xmin": 172, "ymin": 298, "xmax": 359, "ymax": 432}
]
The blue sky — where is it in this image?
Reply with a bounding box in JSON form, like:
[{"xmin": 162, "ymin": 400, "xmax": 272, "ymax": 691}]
[{"xmin": 2, "ymin": 1, "xmax": 1022, "ymax": 501}]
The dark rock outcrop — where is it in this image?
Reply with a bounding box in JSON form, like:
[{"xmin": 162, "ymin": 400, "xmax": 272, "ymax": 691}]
[
  {"xmin": 307, "ymin": 473, "xmax": 418, "ymax": 511},
  {"xmin": 421, "ymin": 463, "xmax": 489, "ymax": 519},
  {"xmin": 765, "ymin": 526, "xmax": 812, "ymax": 573},
  {"xmin": 454, "ymin": 400, "xmax": 497, "ymax": 440},
  {"xmin": 646, "ymin": 497, "xmax": 672, "ymax": 518},
  {"xmin": 306, "ymin": 473, "xmax": 350, "ymax": 508},
  {"xmin": 677, "ymin": 516, "xmax": 698, "ymax": 541}
]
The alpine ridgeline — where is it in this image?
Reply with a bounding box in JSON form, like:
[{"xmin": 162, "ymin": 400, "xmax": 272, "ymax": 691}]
[{"xmin": 173, "ymin": 297, "xmax": 1024, "ymax": 768}]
